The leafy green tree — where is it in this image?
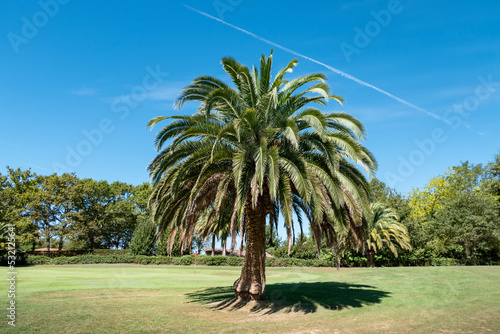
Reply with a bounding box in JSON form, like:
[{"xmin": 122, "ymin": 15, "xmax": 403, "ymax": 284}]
[
  {"xmin": 100, "ymin": 182, "xmax": 138, "ymax": 249},
  {"xmin": 70, "ymin": 179, "xmax": 141, "ymax": 251},
  {"xmin": 407, "ymin": 160, "xmax": 499, "ymax": 264},
  {"xmin": 365, "ymin": 202, "xmax": 412, "ymax": 268},
  {"xmin": 1, "ymin": 167, "xmax": 40, "ymax": 250},
  {"xmin": 0, "ymin": 222, "xmax": 9, "ymax": 249},
  {"xmin": 0, "ymin": 174, "xmax": 11, "ymax": 225},
  {"xmin": 100, "ymin": 200, "xmax": 137, "ymax": 249},
  {"xmin": 486, "ymin": 153, "xmax": 500, "ymax": 199},
  {"xmin": 29, "ymin": 173, "xmax": 78, "ymax": 251},
  {"xmin": 69, "ymin": 179, "xmax": 117, "ymax": 251},
  {"xmin": 433, "ymin": 192, "xmax": 499, "ymax": 265},
  {"xmin": 130, "ymin": 183, "xmax": 152, "ymax": 220},
  {"xmin": 147, "ymin": 52, "xmax": 376, "ymax": 299},
  {"xmin": 129, "ymin": 219, "xmax": 157, "ymax": 256}
]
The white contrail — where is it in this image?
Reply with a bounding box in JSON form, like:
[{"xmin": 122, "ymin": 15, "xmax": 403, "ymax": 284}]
[{"xmin": 184, "ymin": 4, "xmax": 451, "ymax": 125}]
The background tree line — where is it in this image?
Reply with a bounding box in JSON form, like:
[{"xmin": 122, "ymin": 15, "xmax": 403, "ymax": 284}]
[
  {"xmin": 263, "ymin": 153, "xmax": 500, "ymax": 266},
  {"xmin": 1, "ymin": 152, "xmax": 499, "ymax": 266},
  {"xmin": 0, "ymin": 167, "xmax": 151, "ymax": 252}
]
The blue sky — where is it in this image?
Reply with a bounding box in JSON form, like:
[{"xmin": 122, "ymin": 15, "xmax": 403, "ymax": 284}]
[{"xmin": 1, "ymin": 0, "xmax": 499, "ymax": 196}]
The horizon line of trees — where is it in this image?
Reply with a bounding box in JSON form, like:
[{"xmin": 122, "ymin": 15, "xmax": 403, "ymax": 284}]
[
  {"xmin": 1, "ymin": 152, "xmax": 499, "ymax": 266},
  {"xmin": 0, "ymin": 167, "xmax": 150, "ymax": 252}
]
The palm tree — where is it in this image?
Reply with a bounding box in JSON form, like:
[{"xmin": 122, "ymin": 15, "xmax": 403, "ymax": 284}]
[
  {"xmin": 148, "ymin": 51, "xmax": 376, "ymax": 300},
  {"xmin": 365, "ymin": 202, "xmax": 412, "ymax": 268}
]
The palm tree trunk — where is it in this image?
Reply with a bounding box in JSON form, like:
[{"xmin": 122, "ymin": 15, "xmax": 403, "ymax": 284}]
[
  {"xmin": 286, "ymin": 224, "xmax": 292, "ymax": 257},
  {"xmin": 332, "ymin": 230, "xmax": 341, "ymax": 271},
  {"xmin": 311, "ymin": 223, "xmax": 321, "ymax": 259},
  {"xmin": 367, "ymin": 249, "xmax": 375, "ymax": 268},
  {"xmin": 233, "ymin": 202, "xmax": 267, "ymax": 300},
  {"xmin": 239, "ymin": 230, "xmax": 244, "ymax": 256},
  {"xmin": 333, "ymin": 244, "xmax": 341, "ymax": 271},
  {"xmin": 211, "ymin": 234, "xmax": 215, "ymax": 256},
  {"xmin": 231, "ymin": 230, "xmax": 236, "ymax": 253},
  {"xmin": 222, "ymin": 238, "xmax": 227, "ymax": 257}
]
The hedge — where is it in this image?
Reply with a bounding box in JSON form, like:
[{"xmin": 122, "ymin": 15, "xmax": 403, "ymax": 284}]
[{"xmin": 22, "ymin": 254, "xmax": 334, "ymax": 267}]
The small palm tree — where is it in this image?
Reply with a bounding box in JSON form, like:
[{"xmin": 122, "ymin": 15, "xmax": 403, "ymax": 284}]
[
  {"xmin": 365, "ymin": 202, "xmax": 412, "ymax": 267},
  {"xmin": 148, "ymin": 51, "xmax": 376, "ymax": 300}
]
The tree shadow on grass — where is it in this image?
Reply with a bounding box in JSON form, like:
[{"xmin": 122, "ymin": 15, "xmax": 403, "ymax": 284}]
[{"xmin": 186, "ymin": 281, "xmax": 390, "ymax": 314}]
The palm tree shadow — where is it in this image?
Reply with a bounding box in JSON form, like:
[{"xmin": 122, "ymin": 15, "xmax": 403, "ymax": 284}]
[{"xmin": 186, "ymin": 281, "xmax": 390, "ymax": 314}]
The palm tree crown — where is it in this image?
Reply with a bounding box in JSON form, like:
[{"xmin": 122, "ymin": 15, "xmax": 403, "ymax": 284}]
[
  {"xmin": 148, "ymin": 51, "xmax": 376, "ymax": 299},
  {"xmin": 365, "ymin": 202, "xmax": 412, "ymax": 267}
]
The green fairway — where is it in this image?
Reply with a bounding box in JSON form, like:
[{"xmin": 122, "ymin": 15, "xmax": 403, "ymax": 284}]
[{"xmin": 1, "ymin": 265, "xmax": 500, "ymax": 333}]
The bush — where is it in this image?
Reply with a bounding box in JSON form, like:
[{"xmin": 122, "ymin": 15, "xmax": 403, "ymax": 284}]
[
  {"xmin": 348, "ymin": 255, "xmax": 368, "ymax": 267},
  {"xmin": 266, "ymin": 257, "xmax": 334, "ymax": 267},
  {"xmin": 129, "ymin": 219, "xmax": 157, "ymax": 256},
  {"xmin": 320, "ymin": 252, "xmax": 335, "ymax": 262},
  {"xmin": 20, "ymin": 254, "xmax": 336, "ymax": 268},
  {"xmin": 267, "ymin": 243, "xmax": 319, "ymax": 259},
  {"xmin": 430, "ymin": 257, "xmax": 459, "ymax": 266},
  {"xmin": 203, "ymin": 256, "xmax": 227, "ymax": 266},
  {"xmin": 227, "ymin": 256, "xmax": 244, "ymax": 266},
  {"xmin": 180, "ymin": 255, "xmax": 194, "ymax": 265},
  {"xmin": 93, "ymin": 249, "xmax": 131, "ymax": 256},
  {"xmin": 26, "ymin": 255, "xmax": 52, "ymax": 265},
  {"xmin": 151, "ymin": 256, "xmax": 174, "ymax": 265}
]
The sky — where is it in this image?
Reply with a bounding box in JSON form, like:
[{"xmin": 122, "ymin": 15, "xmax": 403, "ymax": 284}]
[{"xmin": 1, "ymin": 0, "xmax": 499, "ymax": 196}]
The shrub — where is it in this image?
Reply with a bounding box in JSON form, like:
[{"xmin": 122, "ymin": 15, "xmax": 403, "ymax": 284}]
[
  {"xmin": 320, "ymin": 252, "xmax": 335, "ymax": 262},
  {"xmin": 157, "ymin": 256, "xmax": 174, "ymax": 265},
  {"xmin": 26, "ymin": 255, "xmax": 52, "ymax": 265},
  {"xmin": 227, "ymin": 256, "xmax": 244, "ymax": 266},
  {"xmin": 180, "ymin": 255, "xmax": 194, "ymax": 265},
  {"xmin": 430, "ymin": 257, "xmax": 459, "ymax": 266},
  {"xmin": 129, "ymin": 219, "xmax": 157, "ymax": 256},
  {"xmin": 268, "ymin": 246, "xmax": 289, "ymax": 258},
  {"xmin": 265, "ymin": 257, "xmax": 334, "ymax": 267},
  {"xmin": 348, "ymin": 255, "xmax": 367, "ymax": 267},
  {"xmin": 203, "ymin": 256, "xmax": 227, "ymax": 266},
  {"xmin": 93, "ymin": 249, "xmax": 131, "ymax": 256},
  {"xmin": 52, "ymin": 256, "xmax": 83, "ymax": 265},
  {"xmin": 132, "ymin": 255, "xmax": 151, "ymax": 265},
  {"xmin": 21, "ymin": 254, "xmax": 333, "ymax": 268}
]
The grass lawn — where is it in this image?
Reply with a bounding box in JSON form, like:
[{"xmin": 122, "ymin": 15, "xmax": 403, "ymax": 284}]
[{"xmin": 1, "ymin": 265, "xmax": 500, "ymax": 333}]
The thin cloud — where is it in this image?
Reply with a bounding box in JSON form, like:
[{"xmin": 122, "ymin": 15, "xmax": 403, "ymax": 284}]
[
  {"xmin": 184, "ymin": 4, "xmax": 451, "ymax": 126},
  {"xmin": 107, "ymin": 82, "xmax": 186, "ymax": 107},
  {"xmin": 71, "ymin": 87, "xmax": 98, "ymax": 96},
  {"xmin": 144, "ymin": 85, "xmax": 182, "ymax": 101}
]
